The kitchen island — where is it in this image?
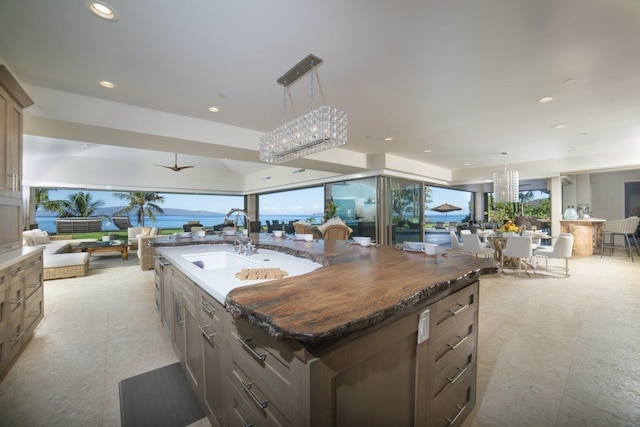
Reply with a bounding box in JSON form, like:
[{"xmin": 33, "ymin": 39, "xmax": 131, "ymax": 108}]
[{"xmin": 153, "ymin": 234, "xmax": 497, "ymax": 427}]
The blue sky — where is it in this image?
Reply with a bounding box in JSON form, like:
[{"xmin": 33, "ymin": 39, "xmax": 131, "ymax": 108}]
[{"xmin": 44, "ymin": 186, "xmax": 472, "ymax": 216}]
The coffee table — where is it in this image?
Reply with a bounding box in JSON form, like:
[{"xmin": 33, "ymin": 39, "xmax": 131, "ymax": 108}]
[{"xmin": 78, "ymin": 241, "xmax": 129, "ymax": 261}]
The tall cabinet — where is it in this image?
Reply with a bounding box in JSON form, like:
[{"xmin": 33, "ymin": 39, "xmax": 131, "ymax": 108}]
[
  {"xmin": 0, "ymin": 65, "xmax": 33, "ymax": 254},
  {"xmin": 0, "ymin": 65, "xmax": 42, "ymax": 380}
]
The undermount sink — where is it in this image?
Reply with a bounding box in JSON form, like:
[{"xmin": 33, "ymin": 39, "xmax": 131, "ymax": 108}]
[{"xmin": 183, "ymin": 251, "xmax": 260, "ymax": 270}]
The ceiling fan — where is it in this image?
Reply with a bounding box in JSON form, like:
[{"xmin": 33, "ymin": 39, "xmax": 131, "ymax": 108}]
[{"xmin": 156, "ymin": 153, "xmax": 194, "ymax": 172}]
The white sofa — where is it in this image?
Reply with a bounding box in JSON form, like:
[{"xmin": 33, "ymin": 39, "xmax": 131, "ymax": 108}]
[{"xmin": 22, "ymin": 229, "xmax": 97, "ymax": 280}]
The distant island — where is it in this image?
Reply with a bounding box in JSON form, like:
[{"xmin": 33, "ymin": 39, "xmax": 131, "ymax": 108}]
[{"xmin": 35, "ymin": 206, "xmax": 227, "ymax": 217}]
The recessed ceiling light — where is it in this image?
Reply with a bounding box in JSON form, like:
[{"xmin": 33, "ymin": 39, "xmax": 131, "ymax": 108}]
[
  {"xmin": 98, "ymin": 80, "xmax": 116, "ymax": 88},
  {"xmin": 85, "ymin": 1, "xmax": 120, "ymax": 21},
  {"xmin": 463, "ymin": 163, "xmax": 471, "ymax": 166},
  {"xmin": 423, "ymin": 149, "xmax": 432, "ymax": 153},
  {"xmin": 568, "ymin": 149, "xmax": 577, "ymax": 153},
  {"xmin": 538, "ymin": 96, "xmax": 554, "ymax": 103},
  {"xmin": 563, "ymin": 78, "xmax": 576, "ymax": 84},
  {"xmin": 262, "ymin": 176, "xmax": 271, "ymax": 180},
  {"xmin": 208, "ymin": 106, "xmax": 220, "ymax": 113},
  {"xmin": 292, "ymin": 168, "xmax": 306, "ymax": 174},
  {"xmin": 384, "ymin": 137, "xmax": 393, "ymax": 141},
  {"xmin": 554, "ymin": 124, "xmax": 567, "ymax": 129}
]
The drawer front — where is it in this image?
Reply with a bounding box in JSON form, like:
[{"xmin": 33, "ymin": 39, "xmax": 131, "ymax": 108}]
[
  {"xmin": 228, "ymin": 317, "xmax": 294, "ymax": 402},
  {"xmin": 429, "ymin": 335, "xmax": 475, "ymax": 401},
  {"xmin": 0, "ymin": 288, "xmax": 6, "ymax": 333},
  {"xmin": 171, "ymin": 268, "xmax": 196, "ymax": 303},
  {"xmin": 0, "ymin": 268, "xmax": 7, "ymax": 293},
  {"xmin": 429, "ymin": 312, "xmax": 476, "ymax": 375},
  {"xmin": 24, "ymin": 287, "xmax": 43, "ymax": 331},
  {"xmin": 23, "ymin": 253, "xmax": 43, "ymax": 276},
  {"xmin": 8, "ymin": 279, "xmax": 25, "ymax": 317},
  {"xmin": 228, "ymin": 363, "xmax": 289, "ymax": 427},
  {"xmin": 198, "ymin": 290, "xmax": 223, "ymax": 330},
  {"xmin": 227, "ymin": 376, "xmax": 267, "ymax": 427},
  {"xmin": 0, "ymin": 328, "xmax": 7, "ymax": 373},
  {"xmin": 23, "ymin": 267, "xmax": 43, "ymax": 301},
  {"xmin": 430, "ymin": 282, "xmax": 478, "ymax": 334},
  {"xmin": 428, "ymin": 369, "xmax": 475, "ymax": 427}
]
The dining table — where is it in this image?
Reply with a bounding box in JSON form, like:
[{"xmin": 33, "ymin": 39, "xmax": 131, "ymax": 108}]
[{"xmin": 478, "ymin": 231, "xmax": 551, "ymax": 270}]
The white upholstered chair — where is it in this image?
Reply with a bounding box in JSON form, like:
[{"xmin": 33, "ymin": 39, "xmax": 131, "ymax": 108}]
[
  {"xmin": 534, "ymin": 233, "xmax": 574, "ymax": 276},
  {"xmin": 449, "ymin": 230, "xmax": 464, "ymax": 252},
  {"xmin": 502, "ymin": 235, "xmax": 534, "ymax": 275},
  {"xmin": 461, "ymin": 234, "xmax": 494, "ymax": 258}
]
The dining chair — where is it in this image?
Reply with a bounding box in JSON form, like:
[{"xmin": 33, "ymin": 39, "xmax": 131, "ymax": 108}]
[
  {"xmin": 449, "ymin": 230, "xmax": 464, "ymax": 252},
  {"xmin": 501, "ymin": 235, "xmax": 534, "ymax": 275},
  {"xmin": 600, "ymin": 216, "xmax": 640, "ymax": 261},
  {"xmin": 321, "ymin": 224, "xmax": 352, "ymax": 240},
  {"xmin": 533, "ymin": 233, "xmax": 574, "ymax": 276},
  {"xmin": 461, "ymin": 234, "xmax": 494, "ymax": 258}
]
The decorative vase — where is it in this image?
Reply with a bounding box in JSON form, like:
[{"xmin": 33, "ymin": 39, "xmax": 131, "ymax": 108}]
[{"xmin": 563, "ymin": 206, "xmax": 579, "ymax": 220}]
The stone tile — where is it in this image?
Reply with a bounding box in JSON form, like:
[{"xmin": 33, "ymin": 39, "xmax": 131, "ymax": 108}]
[{"xmin": 555, "ymin": 394, "xmax": 639, "ymax": 427}]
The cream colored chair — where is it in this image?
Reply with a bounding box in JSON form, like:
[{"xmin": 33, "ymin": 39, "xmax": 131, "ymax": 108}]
[
  {"xmin": 502, "ymin": 235, "xmax": 534, "ymax": 275},
  {"xmin": 461, "ymin": 234, "xmax": 494, "ymax": 258},
  {"xmin": 534, "ymin": 233, "xmax": 574, "ymax": 276},
  {"xmin": 449, "ymin": 230, "xmax": 464, "ymax": 252},
  {"xmin": 600, "ymin": 216, "xmax": 640, "ymax": 261}
]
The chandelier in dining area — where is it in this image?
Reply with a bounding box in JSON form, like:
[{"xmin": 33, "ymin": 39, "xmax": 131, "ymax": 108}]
[
  {"xmin": 260, "ymin": 54, "xmax": 347, "ymax": 164},
  {"xmin": 493, "ymin": 152, "xmax": 519, "ymax": 203}
]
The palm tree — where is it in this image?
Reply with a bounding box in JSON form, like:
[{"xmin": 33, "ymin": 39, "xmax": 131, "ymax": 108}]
[
  {"xmin": 48, "ymin": 191, "xmax": 105, "ymax": 217},
  {"xmin": 34, "ymin": 188, "xmax": 59, "ymax": 213},
  {"xmin": 112, "ymin": 192, "xmax": 165, "ymax": 226},
  {"xmin": 518, "ymin": 191, "xmax": 535, "ymax": 216}
]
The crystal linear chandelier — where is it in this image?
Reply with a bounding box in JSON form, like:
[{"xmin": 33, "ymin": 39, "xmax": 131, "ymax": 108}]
[
  {"xmin": 260, "ymin": 54, "xmax": 347, "ymax": 164},
  {"xmin": 493, "ymin": 152, "xmax": 519, "ymax": 203}
]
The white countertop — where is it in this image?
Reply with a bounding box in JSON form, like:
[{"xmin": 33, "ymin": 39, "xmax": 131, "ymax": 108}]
[{"xmin": 156, "ymin": 244, "xmax": 323, "ymax": 303}]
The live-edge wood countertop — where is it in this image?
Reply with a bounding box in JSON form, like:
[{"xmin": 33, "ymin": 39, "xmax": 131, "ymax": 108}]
[{"xmin": 153, "ymin": 234, "xmax": 497, "ymax": 346}]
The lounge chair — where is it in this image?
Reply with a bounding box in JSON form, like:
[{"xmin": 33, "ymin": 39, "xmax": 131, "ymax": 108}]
[{"xmin": 112, "ymin": 216, "xmax": 133, "ymax": 230}]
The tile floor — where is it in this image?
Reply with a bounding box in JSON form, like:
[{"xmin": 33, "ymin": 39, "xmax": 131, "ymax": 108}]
[{"xmin": 0, "ymin": 250, "xmax": 638, "ymax": 426}]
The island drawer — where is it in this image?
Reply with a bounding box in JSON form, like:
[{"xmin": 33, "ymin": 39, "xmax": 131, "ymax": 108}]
[
  {"xmin": 430, "ymin": 281, "xmax": 478, "ymax": 333},
  {"xmin": 429, "ymin": 311, "xmax": 476, "ymax": 376},
  {"xmin": 24, "ymin": 288, "xmax": 43, "ymax": 331},
  {"xmin": 23, "ymin": 268, "xmax": 42, "ymax": 301},
  {"xmin": 170, "ymin": 267, "xmax": 197, "ymax": 304},
  {"xmin": 427, "ymin": 369, "xmax": 475, "ymax": 427},
  {"xmin": 227, "ymin": 361, "xmax": 290, "ymax": 427},
  {"xmin": 198, "ymin": 290, "xmax": 223, "ymax": 330}
]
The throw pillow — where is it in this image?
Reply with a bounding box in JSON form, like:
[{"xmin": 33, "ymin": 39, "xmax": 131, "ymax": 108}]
[
  {"xmin": 22, "ymin": 230, "xmax": 36, "ymax": 246},
  {"xmin": 150, "ymin": 227, "xmax": 159, "ymax": 236},
  {"xmin": 32, "ymin": 230, "xmax": 51, "ymax": 245}
]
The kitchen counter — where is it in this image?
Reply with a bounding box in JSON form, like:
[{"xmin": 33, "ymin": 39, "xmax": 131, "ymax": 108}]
[{"xmin": 155, "ymin": 234, "xmax": 497, "ymax": 345}]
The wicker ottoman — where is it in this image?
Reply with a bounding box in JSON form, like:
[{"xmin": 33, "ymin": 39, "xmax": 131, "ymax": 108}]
[{"xmin": 43, "ymin": 252, "xmax": 90, "ymax": 280}]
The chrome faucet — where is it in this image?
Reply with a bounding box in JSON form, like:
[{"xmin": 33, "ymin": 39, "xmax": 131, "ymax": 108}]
[{"xmin": 225, "ymin": 209, "xmax": 255, "ymax": 256}]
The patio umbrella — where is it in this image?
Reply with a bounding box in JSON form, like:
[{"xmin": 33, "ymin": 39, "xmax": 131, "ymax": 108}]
[{"xmin": 430, "ymin": 202, "xmax": 462, "ymax": 220}]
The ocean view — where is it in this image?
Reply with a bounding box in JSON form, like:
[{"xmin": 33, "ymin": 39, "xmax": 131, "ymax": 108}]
[{"xmin": 35, "ymin": 212, "xmax": 468, "ymax": 234}]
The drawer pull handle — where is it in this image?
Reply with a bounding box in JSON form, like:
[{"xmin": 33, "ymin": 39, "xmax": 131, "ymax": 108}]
[
  {"xmin": 11, "ymin": 268, "xmax": 23, "ymax": 277},
  {"xmin": 154, "ymin": 301, "xmax": 159, "ymax": 311},
  {"xmin": 198, "ymin": 324, "xmax": 216, "ymax": 342},
  {"xmin": 447, "ymin": 366, "xmax": 467, "ymax": 385},
  {"xmin": 155, "ymin": 282, "xmax": 160, "ymax": 290},
  {"xmin": 28, "ymin": 282, "xmax": 42, "ymax": 290},
  {"xmin": 11, "ymin": 296, "xmax": 24, "ymax": 305},
  {"xmin": 448, "ymin": 334, "xmax": 469, "ymax": 351},
  {"xmin": 446, "ymin": 404, "xmax": 467, "ymax": 426},
  {"xmin": 448, "ymin": 303, "xmax": 470, "ymax": 316},
  {"xmin": 240, "ymin": 380, "xmax": 269, "ymax": 409},
  {"xmin": 199, "ymin": 300, "xmax": 216, "ymax": 316},
  {"xmin": 237, "ymin": 337, "xmax": 267, "ymax": 362},
  {"xmin": 13, "ymin": 331, "xmax": 24, "ymax": 342},
  {"xmin": 241, "ymin": 422, "xmax": 254, "ymax": 427},
  {"xmin": 29, "ymin": 309, "xmax": 42, "ymax": 318},
  {"xmin": 176, "ymin": 302, "xmax": 184, "ymax": 325}
]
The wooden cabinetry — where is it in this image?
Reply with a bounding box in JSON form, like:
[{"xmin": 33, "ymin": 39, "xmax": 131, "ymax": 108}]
[
  {"xmin": 0, "ymin": 249, "xmax": 44, "ymax": 378},
  {"xmin": 154, "ymin": 255, "xmax": 172, "ymax": 330},
  {"xmin": 0, "ymin": 65, "xmax": 33, "ymax": 255},
  {"xmin": 162, "ymin": 260, "xmax": 479, "ymax": 427}
]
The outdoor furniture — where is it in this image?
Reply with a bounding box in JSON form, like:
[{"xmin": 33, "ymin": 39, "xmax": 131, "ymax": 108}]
[
  {"xmin": 112, "ymin": 216, "xmax": 133, "ymax": 230},
  {"xmin": 534, "ymin": 233, "xmax": 574, "ymax": 276},
  {"xmin": 449, "ymin": 230, "xmax": 464, "ymax": 252},
  {"xmin": 600, "ymin": 216, "xmax": 640, "ymax": 261},
  {"xmin": 501, "ymin": 235, "xmax": 534, "ymax": 275},
  {"xmin": 321, "ymin": 224, "xmax": 352, "ymax": 240},
  {"xmin": 78, "ymin": 241, "xmax": 129, "ymax": 261},
  {"xmin": 55, "ymin": 217, "xmax": 103, "ymax": 233},
  {"xmin": 182, "ymin": 223, "xmax": 202, "ymax": 232}
]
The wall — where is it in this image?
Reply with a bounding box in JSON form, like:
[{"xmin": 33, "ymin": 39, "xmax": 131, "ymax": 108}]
[{"xmin": 591, "ymin": 170, "xmax": 640, "ymax": 220}]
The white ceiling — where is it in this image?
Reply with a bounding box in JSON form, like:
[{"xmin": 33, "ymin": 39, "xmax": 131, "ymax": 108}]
[{"xmin": 1, "ymin": 0, "xmax": 640, "ymax": 186}]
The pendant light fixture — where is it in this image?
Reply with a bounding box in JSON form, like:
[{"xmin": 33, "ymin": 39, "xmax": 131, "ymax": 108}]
[{"xmin": 493, "ymin": 152, "xmax": 519, "ymax": 203}]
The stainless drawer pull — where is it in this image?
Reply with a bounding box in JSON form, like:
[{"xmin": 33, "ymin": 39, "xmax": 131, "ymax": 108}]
[
  {"xmin": 240, "ymin": 380, "xmax": 269, "ymax": 409},
  {"xmin": 29, "ymin": 309, "xmax": 42, "ymax": 318},
  {"xmin": 154, "ymin": 301, "xmax": 159, "ymax": 311},
  {"xmin": 447, "ymin": 366, "xmax": 467, "ymax": 385},
  {"xmin": 13, "ymin": 331, "xmax": 24, "ymax": 342},
  {"xmin": 448, "ymin": 334, "xmax": 469, "ymax": 351},
  {"xmin": 198, "ymin": 324, "xmax": 216, "ymax": 341},
  {"xmin": 176, "ymin": 301, "xmax": 184, "ymax": 325},
  {"xmin": 446, "ymin": 404, "xmax": 467, "ymax": 426},
  {"xmin": 11, "ymin": 268, "xmax": 23, "ymax": 277},
  {"xmin": 28, "ymin": 259, "xmax": 41, "ymax": 267},
  {"xmin": 241, "ymin": 422, "xmax": 254, "ymax": 427},
  {"xmin": 448, "ymin": 303, "xmax": 470, "ymax": 316},
  {"xmin": 199, "ymin": 300, "xmax": 216, "ymax": 316},
  {"xmin": 155, "ymin": 282, "xmax": 160, "ymax": 290},
  {"xmin": 28, "ymin": 282, "xmax": 42, "ymax": 290},
  {"xmin": 237, "ymin": 337, "xmax": 267, "ymax": 362},
  {"xmin": 11, "ymin": 296, "xmax": 24, "ymax": 305}
]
